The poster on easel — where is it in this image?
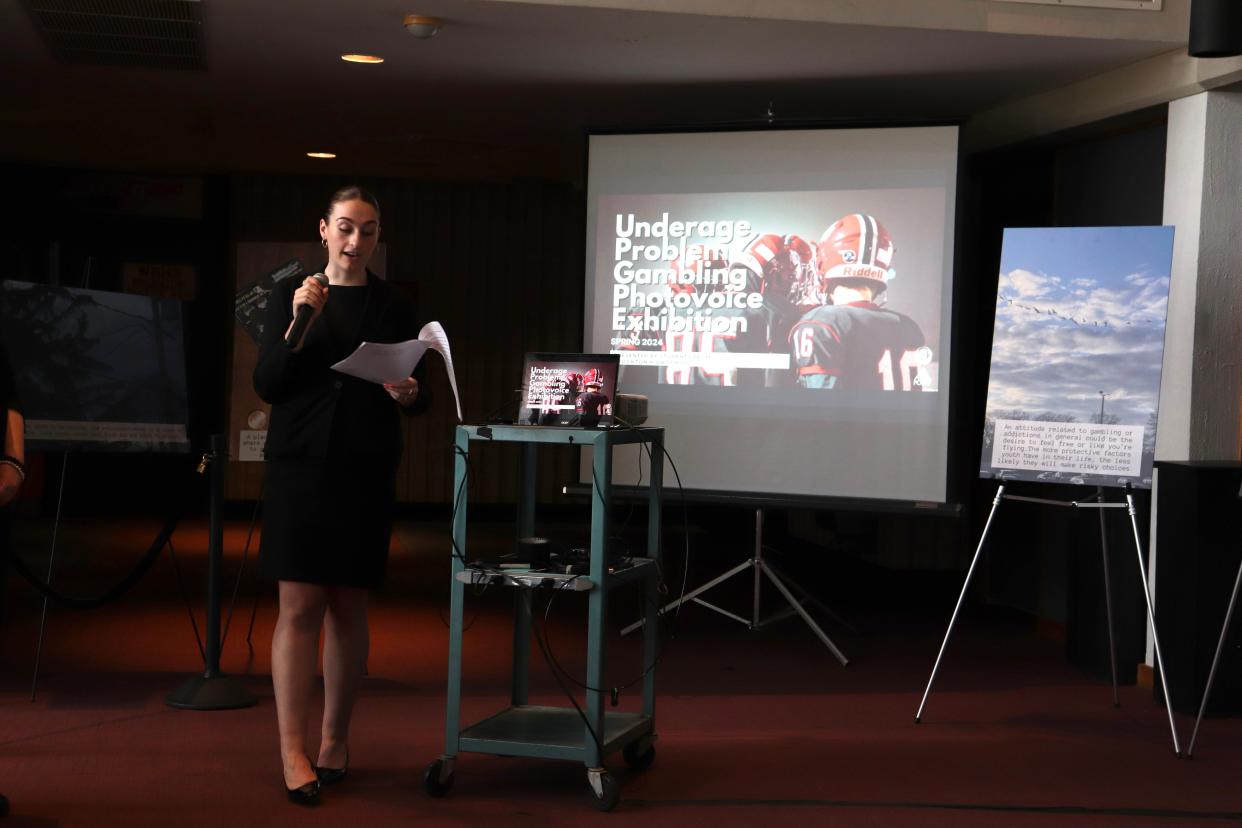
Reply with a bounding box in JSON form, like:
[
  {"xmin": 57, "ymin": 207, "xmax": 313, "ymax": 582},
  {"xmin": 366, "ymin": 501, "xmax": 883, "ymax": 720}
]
[
  {"xmin": 979, "ymin": 226, "xmax": 1174, "ymax": 489},
  {"xmin": 0, "ymin": 280, "xmax": 190, "ymax": 452}
]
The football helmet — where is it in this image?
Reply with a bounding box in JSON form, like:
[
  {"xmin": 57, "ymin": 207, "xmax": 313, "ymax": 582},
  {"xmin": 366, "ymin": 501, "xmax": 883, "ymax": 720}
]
[
  {"xmin": 815, "ymin": 214, "xmax": 895, "ymax": 298},
  {"xmin": 739, "ymin": 233, "xmax": 817, "ymax": 303},
  {"xmin": 583, "ymin": 368, "xmax": 602, "ymax": 386}
]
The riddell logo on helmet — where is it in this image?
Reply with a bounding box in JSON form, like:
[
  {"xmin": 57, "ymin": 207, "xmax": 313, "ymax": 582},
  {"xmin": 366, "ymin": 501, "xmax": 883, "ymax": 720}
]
[{"xmin": 830, "ymin": 264, "xmax": 886, "ymax": 281}]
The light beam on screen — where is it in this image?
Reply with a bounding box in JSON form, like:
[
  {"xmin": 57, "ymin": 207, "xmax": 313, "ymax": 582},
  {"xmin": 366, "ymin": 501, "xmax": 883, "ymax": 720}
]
[{"xmin": 582, "ymin": 127, "xmax": 958, "ymax": 505}]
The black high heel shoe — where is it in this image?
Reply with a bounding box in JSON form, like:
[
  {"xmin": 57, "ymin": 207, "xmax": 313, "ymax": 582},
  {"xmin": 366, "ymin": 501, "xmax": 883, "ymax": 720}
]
[
  {"xmin": 315, "ymin": 749, "xmax": 349, "ymax": 786},
  {"xmin": 286, "ymin": 778, "xmax": 321, "ymax": 806}
]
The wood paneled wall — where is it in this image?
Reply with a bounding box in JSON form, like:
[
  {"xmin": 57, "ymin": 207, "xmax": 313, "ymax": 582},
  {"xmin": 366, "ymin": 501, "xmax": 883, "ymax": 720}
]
[{"xmin": 226, "ymin": 173, "xmax": 585, "ymax": 505}]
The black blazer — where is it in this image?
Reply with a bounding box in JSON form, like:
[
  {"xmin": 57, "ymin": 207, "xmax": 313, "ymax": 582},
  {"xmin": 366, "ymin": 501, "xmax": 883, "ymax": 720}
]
[{"xmin": 254, "ymin": 272, "xmax": 432, "ymax": 460}]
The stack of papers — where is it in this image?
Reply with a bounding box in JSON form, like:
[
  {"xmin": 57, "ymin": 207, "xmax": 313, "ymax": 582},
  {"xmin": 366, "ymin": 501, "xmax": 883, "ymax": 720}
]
[{"xmin": 330, "ymin": 321, "xmax": 462, "ymax": 420}]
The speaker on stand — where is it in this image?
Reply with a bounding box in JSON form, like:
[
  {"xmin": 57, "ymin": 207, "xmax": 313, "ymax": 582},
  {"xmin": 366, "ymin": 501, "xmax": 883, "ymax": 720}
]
[{"xmin": 1189, "ymin": 0, "xmax": 1242, "ymax": 58}]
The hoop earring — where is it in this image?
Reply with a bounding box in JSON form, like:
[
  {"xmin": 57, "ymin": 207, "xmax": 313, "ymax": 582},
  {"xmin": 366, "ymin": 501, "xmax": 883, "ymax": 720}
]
[{"xmin": 320, "ymin": 238, "xmax": 327, "ymax": 249}]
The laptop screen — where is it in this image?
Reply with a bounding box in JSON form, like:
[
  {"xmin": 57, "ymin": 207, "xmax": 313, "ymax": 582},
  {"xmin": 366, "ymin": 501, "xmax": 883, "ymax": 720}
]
[{"xmin": 520, "ymin": 353, "xmax": 620, "ymax": 426}]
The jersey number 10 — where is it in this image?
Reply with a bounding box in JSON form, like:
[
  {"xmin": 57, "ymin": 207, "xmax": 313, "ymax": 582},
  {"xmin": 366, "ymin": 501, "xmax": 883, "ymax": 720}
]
[{"xmin": 878, "ymin": 349, "xmax": 920, "ymax": 391}]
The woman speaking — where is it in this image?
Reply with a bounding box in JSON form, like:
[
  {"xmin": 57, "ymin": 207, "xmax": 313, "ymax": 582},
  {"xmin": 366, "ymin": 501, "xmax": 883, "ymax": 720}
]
[{"xmin": 254, "ymin": 186, "xmax": 431, "ymax": 805}]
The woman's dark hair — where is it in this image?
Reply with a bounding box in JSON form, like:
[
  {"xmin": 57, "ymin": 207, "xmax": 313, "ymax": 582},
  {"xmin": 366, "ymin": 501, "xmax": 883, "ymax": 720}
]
[{"xmin": 324, "ymin": 185, "xmax": 381, "ymax": 221}]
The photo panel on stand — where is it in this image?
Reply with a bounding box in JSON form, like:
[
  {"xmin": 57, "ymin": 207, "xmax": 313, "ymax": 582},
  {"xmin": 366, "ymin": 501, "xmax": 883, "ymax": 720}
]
[{"xmin": 979, "ymin": 226, "xmax": 1175, "ymax": 489}]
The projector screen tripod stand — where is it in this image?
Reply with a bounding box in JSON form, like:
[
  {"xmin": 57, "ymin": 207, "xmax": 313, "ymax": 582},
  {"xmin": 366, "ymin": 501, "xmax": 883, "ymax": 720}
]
[{"xmin": 621, "ymin": 507, "xmax": 849, "ymax": 665}]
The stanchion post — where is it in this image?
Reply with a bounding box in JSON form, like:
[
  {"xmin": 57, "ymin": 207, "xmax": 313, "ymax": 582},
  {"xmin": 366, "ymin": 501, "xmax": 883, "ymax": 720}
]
[
  {"xmin": 166, "ymin": 433, "xmax": 257, "ymax": 710},
  {"xmin": 203, "ymin": 431, "xmax": 225, "ymax": 680}
]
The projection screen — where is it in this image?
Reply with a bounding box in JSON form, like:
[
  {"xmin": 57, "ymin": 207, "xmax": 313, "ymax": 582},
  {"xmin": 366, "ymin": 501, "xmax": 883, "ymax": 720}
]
[{"xmin": 583, "ymin": 126, "xmax": 958, "ymax": 504}]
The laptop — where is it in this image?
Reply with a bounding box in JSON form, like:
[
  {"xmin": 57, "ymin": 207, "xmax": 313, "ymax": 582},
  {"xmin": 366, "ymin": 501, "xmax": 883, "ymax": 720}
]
[{"xmin": 519, "ymin": 352, "xmax": 620, "ymax": 427}]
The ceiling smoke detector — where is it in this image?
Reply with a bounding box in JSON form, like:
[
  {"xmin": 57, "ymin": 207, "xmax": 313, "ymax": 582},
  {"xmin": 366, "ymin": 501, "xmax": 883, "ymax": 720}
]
[{"xmin": 403, "ymin": 14, "xmax": 442, "ymax": 39}]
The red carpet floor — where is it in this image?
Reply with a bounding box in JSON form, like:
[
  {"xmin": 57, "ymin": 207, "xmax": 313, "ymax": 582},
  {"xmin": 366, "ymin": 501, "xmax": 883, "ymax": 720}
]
[{"xmin": 1, "ymin": 514, "xmax": 1239, "ymax": 826}]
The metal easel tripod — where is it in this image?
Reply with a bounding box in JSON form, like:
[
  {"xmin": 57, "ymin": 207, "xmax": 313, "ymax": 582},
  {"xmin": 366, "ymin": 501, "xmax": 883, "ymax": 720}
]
[
  {"xmin": 621, "ymin": 507, "xmax": 849, "ymax": 665},
  {"xmin": 915, "ymin": 483, "xmax": 1182, "ymax": 755}
]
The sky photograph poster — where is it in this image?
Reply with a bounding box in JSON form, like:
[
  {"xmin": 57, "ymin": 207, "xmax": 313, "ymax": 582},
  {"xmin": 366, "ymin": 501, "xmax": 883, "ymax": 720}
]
[{"xmin": 979, "ymin": 226, "xmax": 1174, "ymax": 489}]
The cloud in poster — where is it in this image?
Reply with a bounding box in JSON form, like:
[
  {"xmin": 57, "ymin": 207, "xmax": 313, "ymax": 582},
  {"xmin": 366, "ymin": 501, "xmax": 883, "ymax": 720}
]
[{"xmin": 988, "ymin": 266, "xmax": 1168, "ymax": 425}]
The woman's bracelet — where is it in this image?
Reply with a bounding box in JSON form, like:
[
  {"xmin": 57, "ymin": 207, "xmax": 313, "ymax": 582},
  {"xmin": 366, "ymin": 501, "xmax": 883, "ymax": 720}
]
[{"xmin": 0, "ymin": 454, "xmax": 26, "ymax": 483}]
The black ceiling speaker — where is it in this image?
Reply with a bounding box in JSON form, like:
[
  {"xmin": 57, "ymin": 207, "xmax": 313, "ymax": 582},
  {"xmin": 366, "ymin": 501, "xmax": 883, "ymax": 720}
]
[{"xmin": 1189, "ymin": 0, "xmax": 1242, "ymax": 58}]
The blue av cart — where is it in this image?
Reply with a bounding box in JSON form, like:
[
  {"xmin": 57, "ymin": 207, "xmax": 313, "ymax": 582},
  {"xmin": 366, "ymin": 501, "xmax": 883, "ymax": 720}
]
[{"xmin": 425, "ymin": 424, "xmax": 664, "ymax": 811}]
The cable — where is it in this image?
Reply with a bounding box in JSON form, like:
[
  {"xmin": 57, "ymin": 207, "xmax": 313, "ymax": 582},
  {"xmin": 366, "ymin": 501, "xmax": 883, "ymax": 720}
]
[
  {"xmin": 244, "ymin": 579, "xmax": 264, "ymax": 651},
  {"xmin": 611, "ymin": 439, "xmax": 644, "ymax": 536},
  {"xmin": 437, "ymin": 604, "xmax": 478, "ymax": 632},
  {"xmin": 610, "ymin": 418, "xmax": 695, "ymax": 621},
  {"xmin": 166, "ymin": 538, "xmax": 206, "ymax": 663},
  {"xmin": 536, "ymin": 586, "xmax": 604, "ymax": 694},
  {"xmin": 222, "ymin": 483, "xmax": 263, "ymax": 651},
  {"xmin": 528, "ymin": 579, "xmax": 604, "ymax": 758},
  {"xmin": 449, "ymin": 444, "xmax": 474, "ymax": 564},
  {"xmin": 479, "ymin": 388, "xmax": 525, "ymax": 424},
  {"xmin": 625, "ymin": 433, "xmax": 694, "ymax": 680},
  {"xmin": 536, "ymin": 568, "xmax": 682, "ymax": 702},
  {"xmin": 536, "ymin": 426, "xmax": 694, "ymax": 706},
  {"xmin": 440, "ymin": 441, "xmax": 483, "ymax": 630},
  {"xmin": 655, "ymin": 437, "xmax": 694, "ymax": 628}
]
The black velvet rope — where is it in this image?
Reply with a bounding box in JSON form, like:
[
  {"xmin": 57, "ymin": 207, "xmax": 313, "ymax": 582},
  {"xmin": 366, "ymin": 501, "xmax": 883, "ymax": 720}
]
[{"xmin": 9, "ymin": 510, "xmax": 182, "ymax": 610}]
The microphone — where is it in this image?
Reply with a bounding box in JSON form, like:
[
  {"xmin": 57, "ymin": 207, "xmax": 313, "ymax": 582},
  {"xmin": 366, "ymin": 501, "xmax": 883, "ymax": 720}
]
[{"xmin": 284, "ymin": 273, "xmax": 328, "ymax": 348}]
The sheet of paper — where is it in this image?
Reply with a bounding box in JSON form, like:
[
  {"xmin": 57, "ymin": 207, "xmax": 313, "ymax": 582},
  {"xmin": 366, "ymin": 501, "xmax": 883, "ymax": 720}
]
[
  {"xmin": 330, "ymin": 321, "xmax": 463, "ymax": 421},
  {"xmin": 331, "ymin": 339, "xmax": 429, "ymax": 385},
  {"xmin": 417, "ymin": 321, "xmax": 463, "ymax": 422}
]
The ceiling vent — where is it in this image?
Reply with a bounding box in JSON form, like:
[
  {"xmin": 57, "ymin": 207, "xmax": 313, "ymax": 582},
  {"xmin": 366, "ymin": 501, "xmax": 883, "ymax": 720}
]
[{"xmin": 23, "ymin": 0, "xmax": 205, "ymax": 71}]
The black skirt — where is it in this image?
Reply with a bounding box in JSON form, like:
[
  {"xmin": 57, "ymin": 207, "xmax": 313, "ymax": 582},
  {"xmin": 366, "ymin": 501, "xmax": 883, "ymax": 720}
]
[{"xmin": 259, "ymin": 454, "xmax": 399, "ymax": 588}]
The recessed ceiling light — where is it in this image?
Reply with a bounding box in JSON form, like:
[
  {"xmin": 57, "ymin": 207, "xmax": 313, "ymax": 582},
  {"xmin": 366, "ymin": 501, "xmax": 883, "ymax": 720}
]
[
  {"xmin": 307, "ymin": 152, "xmax": 337, "ymax": 159},
  {"xmin": 403, "ymin": 14, "xmax": 442, "ymax": 39},
  {"xmin": 341, "ymin": 54, "xmax": 384, "ymax": 64}
]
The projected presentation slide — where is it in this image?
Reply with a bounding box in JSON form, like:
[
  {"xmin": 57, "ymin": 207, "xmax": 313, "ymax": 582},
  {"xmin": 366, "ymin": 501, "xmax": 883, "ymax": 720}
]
[
  {"xmin": 599, "ymin": 194, "xmax": 942, "ymax": 391},
  {"xmin": 585, "ymin": 128, "xmax": 957, "ymax": 503},
  {"xmin": 979, "ymin": 226, "xmax": 1173, "ymax": 490},
  {"xmin": 0, "ymin": 280, "xmax": 190, "ymax": 452},
  {"xmin": 519, "ymin": 353, "xmax": 619, "ymax": 426}
]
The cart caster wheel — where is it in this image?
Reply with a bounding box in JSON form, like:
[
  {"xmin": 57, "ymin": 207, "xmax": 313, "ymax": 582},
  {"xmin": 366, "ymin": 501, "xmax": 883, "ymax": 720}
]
[
  {"xmin": 587, "ymin": 769, "xmax": 621, "ymax": 812},
  {"xmin": 423, "ymin": 758, "xmax": 455, "ymax": 798},
  {"xmin": 623, "ymin": 740, "xmax": 656, "ymax": 771}
]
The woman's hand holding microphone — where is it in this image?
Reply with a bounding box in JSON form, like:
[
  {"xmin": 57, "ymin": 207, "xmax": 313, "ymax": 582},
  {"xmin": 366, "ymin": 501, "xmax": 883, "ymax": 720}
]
[
  {"xmin": 283, "ymin": 271, "xmax": 416, "ymax": 406},
  {"xmin": 285, "ymin": 274, "xmax": 329, "ymax": 351}
]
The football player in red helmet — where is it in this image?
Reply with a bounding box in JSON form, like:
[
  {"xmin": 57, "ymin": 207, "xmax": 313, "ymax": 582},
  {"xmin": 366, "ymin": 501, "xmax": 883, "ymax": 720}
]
[
  {"xmin": 561, "ymin": 371, "xmax": 583, "ymax": 407},
  {"xmin": 812, "ymin": 213, "xmax": 896, "ymax": 305},
  {"xmin": 788, "ymin": 214, "xmax": 929, "ymax": 390},
  {"xmin": 575, "ymin": 377, "xmax": 612, "ymax": 417},
  {"xmin": 730, "ymin": 232, "xmax": 822, "ymax": 386},
  {"xmin": 738, "ymin": 232, "xmax": 817, "ymax": 304}
]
